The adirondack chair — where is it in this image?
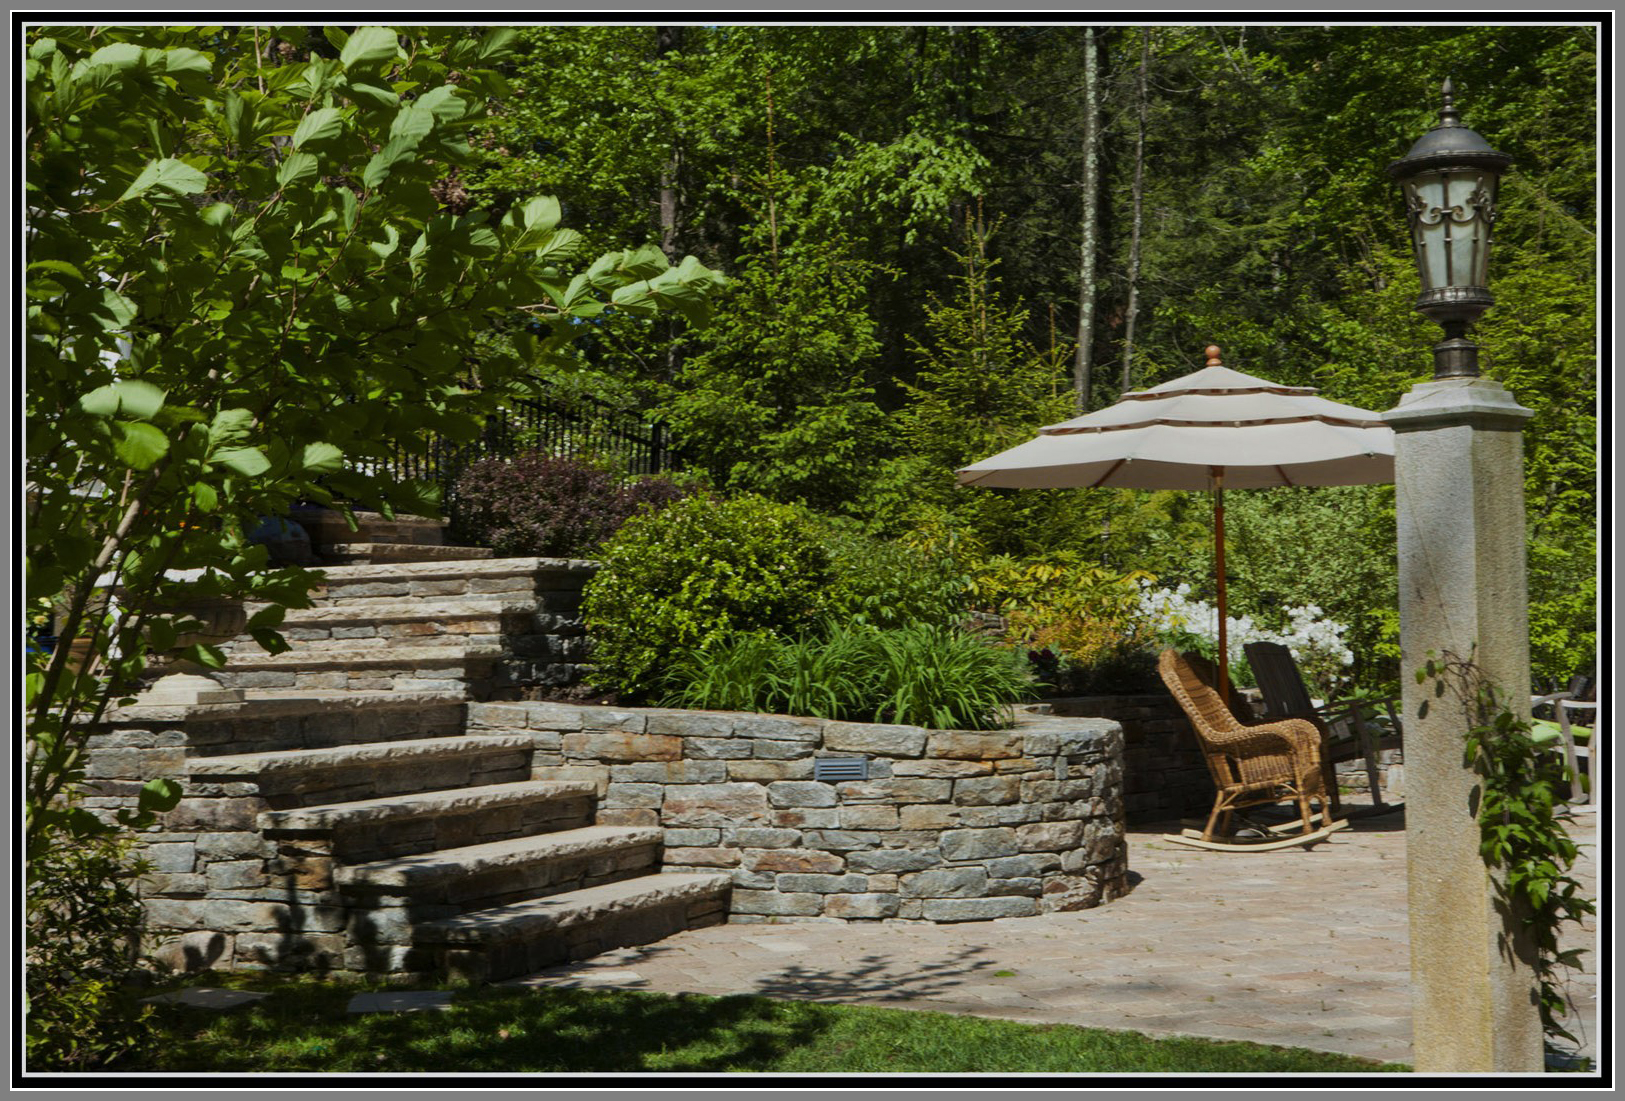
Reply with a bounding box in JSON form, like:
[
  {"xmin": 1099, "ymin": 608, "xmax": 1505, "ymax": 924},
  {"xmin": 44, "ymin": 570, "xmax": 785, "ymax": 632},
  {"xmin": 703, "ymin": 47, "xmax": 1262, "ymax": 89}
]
[
  {"xmin": 1244, "ymin": 641, "xmax": 1402, "ymax": 812},
  {"xmin": 1533, "ymin": 675, "xmax": 1600, "ymax": 809}
]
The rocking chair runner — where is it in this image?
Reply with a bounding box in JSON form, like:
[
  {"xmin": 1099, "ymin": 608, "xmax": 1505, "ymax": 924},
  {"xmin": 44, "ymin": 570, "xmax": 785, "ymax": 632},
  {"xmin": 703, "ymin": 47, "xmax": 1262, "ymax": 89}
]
[{"xmin": 1158, "ymin": 649, "xmax": 1341, "ymax": 849}]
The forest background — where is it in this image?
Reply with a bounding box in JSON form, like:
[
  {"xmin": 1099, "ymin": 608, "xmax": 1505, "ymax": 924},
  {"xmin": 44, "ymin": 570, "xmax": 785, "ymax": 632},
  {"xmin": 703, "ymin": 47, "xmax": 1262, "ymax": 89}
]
[{"xmin": 466, "ymin": 22, "xmax": 1598, "ymax": 691}]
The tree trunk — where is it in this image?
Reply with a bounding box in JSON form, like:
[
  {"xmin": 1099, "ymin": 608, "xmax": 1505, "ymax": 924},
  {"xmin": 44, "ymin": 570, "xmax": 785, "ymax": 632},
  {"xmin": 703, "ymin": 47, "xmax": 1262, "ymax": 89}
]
[
  {"xmin": 656, "ymin": 26, "xmax": 684, "ymax": 260},
  {"xmin": 1120, "ymin": 28, "xmax": 1150, "ymax": 394},
  {"xmin": 1073, "ymin": 26, "xmax": 1100, "ymax": 412}
]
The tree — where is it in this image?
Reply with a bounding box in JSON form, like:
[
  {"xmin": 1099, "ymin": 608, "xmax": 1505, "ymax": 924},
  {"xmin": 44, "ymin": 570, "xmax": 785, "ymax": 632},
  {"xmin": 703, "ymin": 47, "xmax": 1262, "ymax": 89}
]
[{"xmin": 24, "ymin": 24, "xmax": 721, "ymax": 1060}]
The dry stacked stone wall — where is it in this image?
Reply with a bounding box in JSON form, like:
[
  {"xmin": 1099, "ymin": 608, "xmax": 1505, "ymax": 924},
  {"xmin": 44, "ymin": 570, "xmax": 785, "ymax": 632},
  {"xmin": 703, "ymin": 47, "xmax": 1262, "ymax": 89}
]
[
  {"xmin": 466, "ymin": 702, "xmax": 1129, "ymax": 922},
  {"xmin": 1044, "ymin": 695, "xmax": 1215, "ymax": 824}
]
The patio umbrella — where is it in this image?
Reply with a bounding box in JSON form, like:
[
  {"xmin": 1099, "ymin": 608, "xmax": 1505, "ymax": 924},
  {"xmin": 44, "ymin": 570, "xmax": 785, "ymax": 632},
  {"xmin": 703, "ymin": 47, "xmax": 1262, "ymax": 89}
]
[{"xmin": 956, "ymin": 346, "xmax": 1395, "ymax": 697}]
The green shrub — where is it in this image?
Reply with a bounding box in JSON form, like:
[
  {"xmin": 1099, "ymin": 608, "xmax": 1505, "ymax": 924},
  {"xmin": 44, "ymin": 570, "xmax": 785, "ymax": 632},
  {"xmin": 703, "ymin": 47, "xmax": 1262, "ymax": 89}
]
[
  {"xmin": 662, "ymin": 623, "xmax": 1036, "ymax": 730},
  {"xmin": 582, "ymin": 494, "xmax": 836, "ymax": 699},
  {"xmin": 26, "ymin": 833, "xmax": 156, "ymax": 1069},
  {"xmin": 818, "ymin": 525, "xmax": 970, "ymax": 630}
]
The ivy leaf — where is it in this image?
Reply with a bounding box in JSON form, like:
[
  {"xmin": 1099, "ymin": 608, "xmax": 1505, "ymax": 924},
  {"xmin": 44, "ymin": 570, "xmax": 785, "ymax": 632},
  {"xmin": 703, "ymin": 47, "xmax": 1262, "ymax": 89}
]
[{"xmin": 120, "ymin": 158, "xmax": 207, "ymax": 202}]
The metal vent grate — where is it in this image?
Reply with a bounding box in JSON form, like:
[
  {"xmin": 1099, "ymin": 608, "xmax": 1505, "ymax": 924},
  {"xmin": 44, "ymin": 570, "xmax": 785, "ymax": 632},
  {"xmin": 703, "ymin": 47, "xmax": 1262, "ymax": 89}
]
[{"xmin": 813, "ymin": 757, "xmax": 869, "ymax": 783}]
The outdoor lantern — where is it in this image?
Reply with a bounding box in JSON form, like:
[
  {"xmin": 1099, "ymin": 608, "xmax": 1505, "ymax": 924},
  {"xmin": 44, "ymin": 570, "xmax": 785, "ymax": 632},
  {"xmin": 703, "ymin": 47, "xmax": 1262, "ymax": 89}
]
[{"xmin": 1387, "ymin": 79, "xmax": 1513, "ymax": 379}]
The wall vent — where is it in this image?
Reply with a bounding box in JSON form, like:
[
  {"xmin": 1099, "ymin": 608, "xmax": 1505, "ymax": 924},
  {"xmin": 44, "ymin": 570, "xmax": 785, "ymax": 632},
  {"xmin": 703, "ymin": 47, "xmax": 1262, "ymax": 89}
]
[{"xmin": 813, "ymin": 757, "xmax": 869, "ymax": 783}]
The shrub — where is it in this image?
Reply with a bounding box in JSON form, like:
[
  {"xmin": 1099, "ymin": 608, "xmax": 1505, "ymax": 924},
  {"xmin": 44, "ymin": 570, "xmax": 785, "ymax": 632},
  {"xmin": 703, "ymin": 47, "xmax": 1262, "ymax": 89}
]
[
  {"xmin": 662, "ymin": 623, "xmax": 1037, "ymax": 730},
  {"xmin": 582, "ymin": 494, "xmax": 836, "ymax": 699},
  {"xmin": 818, "ymin": 525, "xmax": 970, "ymax": 630},
  {"xmin": 450, "ymin": 454, "xmax": 687, "ymax": 558},
  {"xmin": 26, "ymin": 833, "xmax": 155, "ymax": 1069}
]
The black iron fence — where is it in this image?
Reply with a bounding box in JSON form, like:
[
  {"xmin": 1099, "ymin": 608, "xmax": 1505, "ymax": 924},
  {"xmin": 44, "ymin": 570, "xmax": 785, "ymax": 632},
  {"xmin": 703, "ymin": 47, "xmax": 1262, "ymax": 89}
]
[{"xmin": 358, "ymin": 392, "xmax": 677, "ymax": 525}]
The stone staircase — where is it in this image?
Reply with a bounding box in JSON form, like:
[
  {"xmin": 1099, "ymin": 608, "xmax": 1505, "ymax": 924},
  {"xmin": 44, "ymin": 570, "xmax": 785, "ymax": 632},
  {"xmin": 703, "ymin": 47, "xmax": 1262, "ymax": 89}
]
[{"xmin": 147, "ymin": 512, "xmax": 731, "ymax": 982}]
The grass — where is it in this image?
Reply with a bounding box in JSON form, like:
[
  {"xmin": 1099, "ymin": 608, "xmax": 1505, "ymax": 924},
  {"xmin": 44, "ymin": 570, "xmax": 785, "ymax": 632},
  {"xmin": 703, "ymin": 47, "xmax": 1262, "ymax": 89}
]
[{"xmin": 124, "ymin": 973, "xmax": 1408, "ymax": 1075}]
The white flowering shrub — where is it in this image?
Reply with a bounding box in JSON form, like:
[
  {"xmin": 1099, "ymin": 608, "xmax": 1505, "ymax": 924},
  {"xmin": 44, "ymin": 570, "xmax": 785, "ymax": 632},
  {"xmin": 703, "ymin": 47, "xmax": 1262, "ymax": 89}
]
[{"xmin": 1133, "ymin": 581, "xmax": 1354, "ymax": 699}]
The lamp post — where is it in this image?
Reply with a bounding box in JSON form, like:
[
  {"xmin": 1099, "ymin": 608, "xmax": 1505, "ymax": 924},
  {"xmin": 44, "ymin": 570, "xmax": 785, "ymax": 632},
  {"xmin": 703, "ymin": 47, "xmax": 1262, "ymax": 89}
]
[
  {"xmin": 1387, "ymin": 78, "xmax": 1512, "ymax": 379},
  {"xmin": 1382, "ymin": 82, "xmax": 1541, "ymax": 1071}
]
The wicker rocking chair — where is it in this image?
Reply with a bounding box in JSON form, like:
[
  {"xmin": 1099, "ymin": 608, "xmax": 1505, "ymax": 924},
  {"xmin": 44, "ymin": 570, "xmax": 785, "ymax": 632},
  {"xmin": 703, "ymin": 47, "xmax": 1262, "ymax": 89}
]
[{"xmin": 1158, "ymin": 649, "xmax": 1345, "ymax": 851}]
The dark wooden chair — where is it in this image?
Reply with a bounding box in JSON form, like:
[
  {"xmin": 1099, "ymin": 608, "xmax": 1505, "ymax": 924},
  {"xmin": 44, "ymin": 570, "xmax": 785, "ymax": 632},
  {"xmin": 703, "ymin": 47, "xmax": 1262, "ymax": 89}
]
[
  {"xmin": 1533, "ymin": 675, "xmax": 1600, "ymax": 808},
  {"xmin": 1244, "ymin": 641, "xmax": 1402, "ymax": 812}
]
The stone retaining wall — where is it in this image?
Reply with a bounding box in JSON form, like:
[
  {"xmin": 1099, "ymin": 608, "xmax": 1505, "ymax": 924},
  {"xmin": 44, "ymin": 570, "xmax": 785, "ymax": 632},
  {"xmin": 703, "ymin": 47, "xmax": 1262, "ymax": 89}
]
[
  {"xmin": 466, "ymin": 702, "xmax": 1129, "ymax": 922},
  {"xmin": 1043, "ymin": 695, "xmax": 1214, "ymax": 824}
]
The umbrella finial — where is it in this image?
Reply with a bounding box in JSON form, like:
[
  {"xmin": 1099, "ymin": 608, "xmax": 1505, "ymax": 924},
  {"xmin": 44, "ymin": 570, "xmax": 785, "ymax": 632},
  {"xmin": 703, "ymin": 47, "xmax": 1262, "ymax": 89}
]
[{"xmin": 1204, "ymin": 345, "xmax": 1223, "ymax": 367}]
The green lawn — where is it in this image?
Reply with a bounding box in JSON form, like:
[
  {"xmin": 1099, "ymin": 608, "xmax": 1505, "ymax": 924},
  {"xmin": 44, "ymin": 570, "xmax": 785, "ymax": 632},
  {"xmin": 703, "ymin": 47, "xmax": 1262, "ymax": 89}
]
[{"xmin": 127, "ymin": 974, "xmax": 1407, "ymax": 1074}]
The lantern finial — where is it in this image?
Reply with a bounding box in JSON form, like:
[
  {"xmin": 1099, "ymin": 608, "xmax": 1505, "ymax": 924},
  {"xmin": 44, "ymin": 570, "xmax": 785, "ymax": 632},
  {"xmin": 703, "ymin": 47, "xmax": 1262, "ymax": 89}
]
[
  {"xmin": 1204, "ymin": 345, "xmax": 1222, "ymax": 367},
  {"xmin": 1437, "ymin": 78, "xmax": 1460, "ymax": 128}
]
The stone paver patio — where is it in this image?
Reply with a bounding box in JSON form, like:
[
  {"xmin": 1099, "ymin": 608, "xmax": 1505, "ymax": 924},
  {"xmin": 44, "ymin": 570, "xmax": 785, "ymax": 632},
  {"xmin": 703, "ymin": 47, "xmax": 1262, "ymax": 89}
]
[{"xmin": 503, "ymin": 798, "xmax": 1599, "ymax": 1069}]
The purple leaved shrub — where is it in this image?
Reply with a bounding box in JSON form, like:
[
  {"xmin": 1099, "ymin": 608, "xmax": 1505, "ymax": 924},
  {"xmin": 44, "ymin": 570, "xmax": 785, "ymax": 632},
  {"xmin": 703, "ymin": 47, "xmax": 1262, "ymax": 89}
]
[{"xmin": 451, "ymin": 453, "xmax": 687, "ymax": 558}]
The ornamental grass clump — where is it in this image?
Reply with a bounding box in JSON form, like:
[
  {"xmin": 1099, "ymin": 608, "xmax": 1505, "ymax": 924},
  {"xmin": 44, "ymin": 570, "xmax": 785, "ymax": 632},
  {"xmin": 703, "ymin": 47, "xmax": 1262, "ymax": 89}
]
[{"xmin": 662, "ymin": 623, "xmax": 1036, "ymax": 730}]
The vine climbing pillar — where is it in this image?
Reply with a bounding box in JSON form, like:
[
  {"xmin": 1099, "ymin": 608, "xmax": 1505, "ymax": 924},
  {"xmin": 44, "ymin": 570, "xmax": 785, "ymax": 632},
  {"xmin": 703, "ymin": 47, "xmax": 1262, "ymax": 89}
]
[{"xmin": 1384, "ymin": 376, "xmax": 1540, "ymax": 1071}]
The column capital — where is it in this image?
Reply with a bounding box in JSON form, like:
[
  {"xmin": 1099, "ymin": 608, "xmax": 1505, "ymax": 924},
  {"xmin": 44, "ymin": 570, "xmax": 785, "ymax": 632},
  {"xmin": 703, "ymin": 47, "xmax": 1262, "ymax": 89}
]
[{"xmin": 1382, "ymin": 377, "xmax": 1534, "ymax": 433}]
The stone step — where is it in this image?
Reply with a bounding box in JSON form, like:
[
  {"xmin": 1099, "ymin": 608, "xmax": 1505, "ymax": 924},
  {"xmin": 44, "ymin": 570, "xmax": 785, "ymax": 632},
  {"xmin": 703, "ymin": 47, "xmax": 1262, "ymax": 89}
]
[
  {"xmin": 308, "ymin": 556, "xmax": 594, "ymax": 605},
  {"xmin": 158, "ymin": 690, "xmax": 470, "ymax": 757},
  {"xmin": 336, "ymin": 825, "xmax": 664, "ymax": 915},
  {"xmin": 269, "ymin": 599, "xmax": 539, "ymax": 627},
  {"xmin": 186, "ymin": 734, "xmax": 536, "ymax": 808},
  {"xmin": 326, "ymin": 543, "xmax": 494, "ymax": 565},
  {"xmin": 259, "ymin": 780, "xmax": 598, "ymax": 864},
  {"xmin": 291, "ymin": 508, "xmax": 448, "ymax": 548},
  {"xmin": 208, "ymin": 644, "xmax": 503, "ymax": 696},
  {"xmin": 414, "ymin": 872, "xmax": 733, "ymax": 982}
]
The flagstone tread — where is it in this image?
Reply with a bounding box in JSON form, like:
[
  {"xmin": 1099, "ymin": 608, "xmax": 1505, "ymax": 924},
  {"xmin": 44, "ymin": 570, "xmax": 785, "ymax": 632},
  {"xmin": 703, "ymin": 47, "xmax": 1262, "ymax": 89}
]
[
  {"xmin": 335, "ymin": 825, "xmax": 665, "ymax": 890},
  {"xmin": 186, "ymin": 734, "xmax": 535, "ymax": 777},
  {"xmin": 259, "ymin": 780, "xmax": 596, "ymax": 833},
  {"xmin": 218, "ymin": 644, "xmax": 504, "ymax": 670},
  {"xmin": 259, "ymin": 599, "xmax": 542, "ymax": 625},
  {"xmin": 311, "ymin": 557, "xmax": 598, "ymax": 583},
  {"xmin": 109, "ymin": 688, "xmax": 466, "ymax": 723},
  {"xmin": 414, "ymin": 873, "xmax": 732, "ymax": 946},
  {"xmin": 326, "ymin": 543, "xmax": 495, "ymax": 564}
]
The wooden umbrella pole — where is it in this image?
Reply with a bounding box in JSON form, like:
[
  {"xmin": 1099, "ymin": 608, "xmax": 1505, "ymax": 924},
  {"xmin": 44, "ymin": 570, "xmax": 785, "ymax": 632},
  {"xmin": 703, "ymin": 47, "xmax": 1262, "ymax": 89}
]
[{"xmin": 1212, "ymin": 466, "xmax": 1228, "ymax": 701}]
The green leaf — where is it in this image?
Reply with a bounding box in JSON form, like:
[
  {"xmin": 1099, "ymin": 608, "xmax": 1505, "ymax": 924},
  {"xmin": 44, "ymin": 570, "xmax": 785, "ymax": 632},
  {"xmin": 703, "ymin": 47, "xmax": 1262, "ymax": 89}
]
[
  {"xmin": 291, "ymin": 106, "xmax": 344, "ymax": 149},
  {"xmin": 120, "ymin": 158, "xmax": 208, "ymax": 202},
  {"xmin": 521, "ymin": 195, "xmax": 561, "ymax": 233},
  {"xmin": 161, "ymin": 47, "xmax": 212, "ymax": 76},
  {"xmin": 208, "ymin": 407, "xmax": 256, "ymax": 446},
  {"xmin": 246, "ymin": 604, "xmax": 286, "ymax": 630},
  {"xmin": 191, "ymin": 482, "xmax": 219, "ymax": 512},
  {"xmin": 363, "ymin": 136, "xmax": 418, "ymax": 189},
  {"xmin": 138, "ymin": 776, "xmax": 183, "ymax": 813},
  {"xmin": 86, "ymin": 42, "xmax": 144, "ymax": 70},
  {"xmin": 343, "ymin": 80, "xmax": 399, "ymax": 110},
  {"xmin": 277, "ymin": 151, "xmax": 320, "ymax": 187},
  {"xmin": 177, "ymin": 642, "xmax": 226, "ymax": 670},
  {"xmin": 340, "ymin": 26, "xmax": 400, "ymax": 70},
  {"xmin": 249, "ymin": 626, "xmax": 292, "ymax": 655},
  {"xmin": 300, "ymin": 441, "xmax": 344, "ymax": 474},
  {"xmin": 213, "ymin": 446, "xmax": 271, "ymax": 477},
  {"xmin": 388, "ymin": 103, "xmax": 435, "ymax": 143},
  {"xmin": 80, "ymin": 378, "xmax": 166, "ymax": 419},
  {"xmin": 112, "ymin": 421, "xmax": 168, "ymax": 468}
]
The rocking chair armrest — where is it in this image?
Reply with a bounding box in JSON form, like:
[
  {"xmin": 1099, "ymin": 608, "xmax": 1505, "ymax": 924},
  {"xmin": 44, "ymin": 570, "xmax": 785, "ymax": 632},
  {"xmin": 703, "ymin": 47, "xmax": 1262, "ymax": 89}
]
[{"xmin": 1208, "ymin": 717, "xmax": 1322, "ymax": 760}]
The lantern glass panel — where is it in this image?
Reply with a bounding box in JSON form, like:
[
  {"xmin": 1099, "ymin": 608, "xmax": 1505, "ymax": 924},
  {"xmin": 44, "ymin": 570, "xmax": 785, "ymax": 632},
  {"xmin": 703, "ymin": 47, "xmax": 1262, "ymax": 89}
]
[{"xmin": 1407, "ymin": 169, "xmax": 1497, "ymax": 292}]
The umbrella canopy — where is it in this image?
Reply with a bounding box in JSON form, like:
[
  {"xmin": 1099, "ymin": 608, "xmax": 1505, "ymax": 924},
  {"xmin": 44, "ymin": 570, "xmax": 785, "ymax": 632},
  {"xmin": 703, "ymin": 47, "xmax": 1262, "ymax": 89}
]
[
  {"xmin": 956, "ymin": 346, "xmax": 1395, "ymax": 695},
  {"xmin": 957, "ymin": 361, "xmax": 1394, "ymax": 492}
]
